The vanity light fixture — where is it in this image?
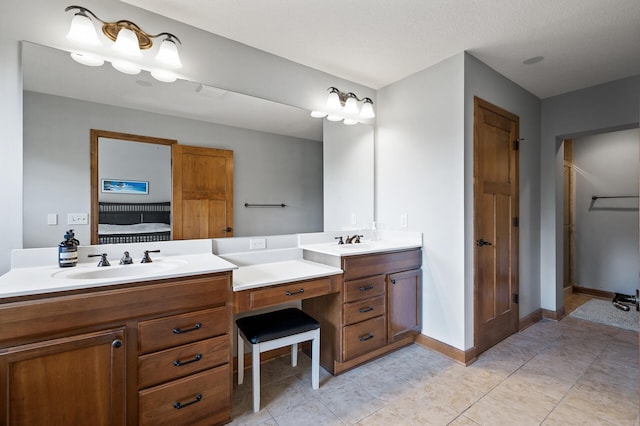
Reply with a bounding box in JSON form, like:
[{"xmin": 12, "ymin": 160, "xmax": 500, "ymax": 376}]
[
  {"xmin": 310, "ymin": 87, "xmax": 375, "ymax": 125},
  {"xmin": 65, "ymin": 5, "xmax": 182, "ymax": 82}
]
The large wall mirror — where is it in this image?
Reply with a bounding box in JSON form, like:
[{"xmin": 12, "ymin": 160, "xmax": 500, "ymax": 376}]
[
  {"xmin": 91, "ymin": 130, "xmax": 175, "ymax": 245},
  {"xmin": 22, "ymin": 41, "xmax": 327, "ymax": 248}
]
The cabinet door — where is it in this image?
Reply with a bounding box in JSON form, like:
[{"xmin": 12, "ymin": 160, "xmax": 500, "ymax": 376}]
[
  {"xmin": 387, "ymin": 269, "xmax": 421, "ymax": 342},
  {"xmin": 1, "ymin": 328, "xmax": 126, "ymax": 426}
]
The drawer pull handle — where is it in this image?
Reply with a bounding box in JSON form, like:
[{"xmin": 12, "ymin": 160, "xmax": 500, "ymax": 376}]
[
  {"xmin": 359, "ymin": 306, "xmax": 374, "ymax": 313},
  {"xmin": 173, "ymin": 353, "xmax": 203, "ymax": 367},
  {"xmin": 285, "ymin": 288, "xmax": 305, "ymax": 296},
  {"xmin": 359, "ymin": 285, "xmax": 375, "ymax": 292},
  {"xmin": 359, "ymin": 333, "xmax": 374, "ymax": 341},
  {"xmin": 173, "ymin": 393, "xmax": 202, "ymax": 409},
  {"xmin": 172, "ymin": 323, "xmax": 202, "ymax": 334}
]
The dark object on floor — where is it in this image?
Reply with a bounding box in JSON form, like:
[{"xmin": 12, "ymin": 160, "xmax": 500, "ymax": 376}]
[{"xmin": 612, "ymin": 292, "xmax": 639, "ymax": 312}]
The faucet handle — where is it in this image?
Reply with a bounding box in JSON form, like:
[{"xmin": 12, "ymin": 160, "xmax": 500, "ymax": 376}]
[
  {"xmin": 354, "ymin": 235, "xmax": 364, "ymax": 243},
  {"xmin": 88, "ymin": 253, "xmax": 110, "ymax": 267},
  {"xmin": 141, "ymin": 249, "xmax": 161, "ymax": 263},
  {"xmin": 335, "ymin": 236, "xmax": 344, "ymax": 245}
]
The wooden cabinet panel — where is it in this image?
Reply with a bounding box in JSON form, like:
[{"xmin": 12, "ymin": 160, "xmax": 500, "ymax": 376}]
[
  {"xmin": 342, "ymin": 316, "xmax": 386, "ymax": 360},
  {"xmin": 242, "ymin": 277, "xmax": 333, "ymax": 311},
  {"xmin": 138, "ymin": 364, "xmax": 230, "ymax": 426},
  {"xmin": 138, "ymin": 307, "xmax": 229, "ymax": 354},
  {"xmin": 138, "ymin": 336, "xmax": 229, "ymax": 389},
  {"xmin": 342, "ymin": 295, "xmax": 385, "ymax": 326},
  {"xmin": 343, "ymin": 275, "xmax": 385, "ymax": 303},
  {"xmin": 2, "ymin": 328, "xmax": 126, "ymax": 426},
  {"xmin": 388, "ymin": 269, "xmax": 421, "ymax": 342},
  {"xmin": 342, "ymin": 249, "xmax": 422, "ymax": 281}
]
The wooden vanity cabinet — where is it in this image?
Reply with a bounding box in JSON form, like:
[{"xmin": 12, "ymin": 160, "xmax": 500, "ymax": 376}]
[
  {"xmin": 0, "ymin": 272, "xmax": 233, "ymax": 426},
  {"xmin": 330, "ymin": 248, "xmax": 422, "ymax": 374}
]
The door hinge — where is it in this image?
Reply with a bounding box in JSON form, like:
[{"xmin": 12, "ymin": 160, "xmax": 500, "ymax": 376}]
[
  {"xmin": 514, "ymin": 138, "xmax": 523, "ymax": 151},
  {"xmin": 513, "ymin": 294, "xmax": 519, "ymax": 304},
  {"xmin": 513, "ymin": 217, "xmax": 519, "ymax": 227}
]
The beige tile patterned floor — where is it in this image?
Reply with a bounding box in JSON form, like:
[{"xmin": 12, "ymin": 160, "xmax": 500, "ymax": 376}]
[{"xmin": 230, "ymin": 317, "xmax": 639, "ymax": 425}]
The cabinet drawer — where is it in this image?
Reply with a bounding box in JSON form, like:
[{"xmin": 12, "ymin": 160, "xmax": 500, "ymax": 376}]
[
  {"xmin": 343, "ymin": 295, "xmax": 386, "ymax": 326},
  {"xmin": 138, "ymin": 335, "xmax": 229, "ymax": 389},
  {"xmin": 139, "ymin": 307, "xmax": 229, "ymax": 354},
  {"xmin": 343, "ymin": 316, "xmax": 386, "ymax": 360},
  {"xmin": 342, "ymin": 249, "xmax": 422, "ymax": 281},
  {"xmin": 343, "ymin": 275, "xmax": 385, "ymax": 303},
  {"xmin": 139, "ymin": 365, "xmax": 230, "ymax": 426},
  {"xmin": 248, "ymin": 277, "xmax": 332, "ymax": 310}
]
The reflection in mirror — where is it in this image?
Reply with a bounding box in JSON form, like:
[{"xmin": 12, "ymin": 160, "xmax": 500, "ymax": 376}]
[{"xmin": 91, "ymin": 130, "xmax": 176, "ymax": 244}]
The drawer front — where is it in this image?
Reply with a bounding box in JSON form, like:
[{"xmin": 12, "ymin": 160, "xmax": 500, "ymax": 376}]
[
  {"xmin": 343, "ymin": 275, "xmax": 385, "ymax": 303},
  {"xmin": 343, "ymin": 295, "xmax": 386, "ymax": 326},
  {"xmin": 139, "ymin": 307, "xmax": 229, "ymax": 354},
  {"xmin": 343, "ymin": 315, "xmax": 386, "ymax": 360},
  {"xmin": 139, "ymin": 365, "xmax": 230, "ymax": 426},
  {"xmin": 138, "ymin": 335, "xmax": 229, "ymax": 389},
  {"xmin": 342, "ymin": 249, "xmax": 422, "ymax": 281},
  {"xmin": 249, "ymin": 277, "xmax": 332, "ymax": 310}
]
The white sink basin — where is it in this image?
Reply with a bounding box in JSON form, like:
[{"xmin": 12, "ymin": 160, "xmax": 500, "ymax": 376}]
[{"xmin": 51, "ymin": 259, "xmax": 188, "ymax": 280}]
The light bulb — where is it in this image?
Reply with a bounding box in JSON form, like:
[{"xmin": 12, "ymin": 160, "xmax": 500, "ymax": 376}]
[
  {"xmin": 113, "ymin": 28, "xmax": 143, "ymax": 58},
  {"xmin": 66, "ymin": 12, "xmax": 101, "ymax": 45},
  {"xmin": 151, "ymin": 69, "xmax": 178, "ymax": 83},
  {"xmin": 310, "ymin": 111, "xmax": 328, "ymax": 118},
  {"xmin": 155, "ymin": 38, "xmax": 182, "ymax": 69},
  {"xmin": 343, "ymin": 118, "xmax": 358, "ymax": 125},
  {"xmin": 70, "ymin": 52, "xmax": 104, "ymax": 67},
  {"xmin": 326, "ymin": 114, "xmax": 343, "ymax": 122},
  {"xmin": 326, "ymin": 90, "xmax": 341, "ymax": 111},
  {"xmin": 360, "ymin": 99, "xmax": 375, "ymax": 119},
  {"xmin": 112, "ymin": 59, "xmax": 141, "ymax": 75},
  {"xmin": 343, "ymin": 95, "xmax": 359, "ymax": 115}
]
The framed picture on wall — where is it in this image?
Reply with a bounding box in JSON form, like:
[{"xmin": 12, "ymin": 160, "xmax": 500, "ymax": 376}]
[{"xmin": 101, "ymin": 179, "xmax": 149, "ymax": 194}]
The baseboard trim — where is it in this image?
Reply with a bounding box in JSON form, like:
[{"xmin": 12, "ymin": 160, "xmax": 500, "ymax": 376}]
[
  {"xmin": 573, "ymin": 285, "xmax": 614, "ymax": 300},
  {"xmin": 519, "ymin": 309, "xmax": 542, "ymax": 331},
  {"xmin": 415, "ymin": 334, "xmax": 476, "ymax": 366},
  {"xmin": 542, "ymin": 306, "xmax": 566, "ymax": 321}
]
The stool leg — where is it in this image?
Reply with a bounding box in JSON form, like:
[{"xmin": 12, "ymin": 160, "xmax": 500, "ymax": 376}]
[
  {"xmin": 237, "ymin": 330, "xmax": 244, "ymax": 385},
  {"xmin": 291, "ymin": 342, "xmax": 298, "ymax": 367},
  {"xmin": 252, "ymin": 343, "xmax": 261, "ymax": 413},
  {"xmin": 311, "ymin": 329, "xmax": 320, "ymax": 390}
]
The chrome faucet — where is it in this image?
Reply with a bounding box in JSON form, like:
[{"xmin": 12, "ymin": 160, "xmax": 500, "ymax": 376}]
[
  {"xmin": 345, "ymin": 234, "xmax": 363, "ymax": 244},
  {"xmin": 335, "ymin": 236, "xmax": 344, "ymax": 245},
  {"xmin": 141, "ymin": 249, "xmax": 161, "ymax": 263},
  {"xmin": 119, "ymin": 251, "xmax": 133, "ymax": 265},
  {"xmin": 88, "ymin": 253, "xmax": 110, "ymax": 267}
]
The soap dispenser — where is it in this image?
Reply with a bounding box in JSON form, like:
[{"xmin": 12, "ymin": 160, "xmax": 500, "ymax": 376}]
[{"xmin": 58, "ymin": 229, "xmax": 80, "ymax": 268}]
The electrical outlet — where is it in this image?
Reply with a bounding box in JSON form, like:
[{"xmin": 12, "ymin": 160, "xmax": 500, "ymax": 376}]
[
  {"xmin": 250, "ymin": 238, "xmax": 266, "ymax": 250},
  {"xmin": 68, "ymin": 213, "xmax": 88, "ymax": 225},
  {"xmin": 351, "ymin": 213, "xmax": 357, "ymax": 225},
  {"xmin": 400, "ymin": 213, "xmax": 408, "ymax": 228}
]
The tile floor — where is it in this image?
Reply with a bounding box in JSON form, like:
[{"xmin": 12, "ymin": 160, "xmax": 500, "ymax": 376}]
[{"xmin": 230, "ymin": 315, "xmax": 639, "ymax": 425}]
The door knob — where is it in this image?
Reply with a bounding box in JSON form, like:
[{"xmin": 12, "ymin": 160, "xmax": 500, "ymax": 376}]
[
  {"xmin": 223, "ymin": 227, "xmax": 233, "ymax": 233},
  {"xmin": 476, "ymin": 239, "xmax": 492, "ymax": 247}
]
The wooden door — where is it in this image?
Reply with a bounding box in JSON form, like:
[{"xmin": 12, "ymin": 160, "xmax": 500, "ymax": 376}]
[
  {"xmin": 473, "ymin": 97, "xmax": 520, "ymax": 356},
  {"xmin": 1, "ymin": 328, "xmax": 126, "ymax": 425},
  {"xmin": 172, "ymin": 145, "xmax": 234, "ymax": 239},
  {"xmin": 387, "ymin": 269, "xmax": 421, "ymax": 342},
  {"xmin": 563, "ymin": 139, "xmax": 575, "ymax": 290}
]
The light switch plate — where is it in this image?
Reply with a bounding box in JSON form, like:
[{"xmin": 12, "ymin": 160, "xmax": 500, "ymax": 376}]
[
  {"xmin": 47, "ymin": 213, "xmax": 58, "ymax": 226},
  {"xmin": 250, "ymin": 238, "xmax": 266, "ymax": 250},
  {"xmin": 400, "ymin": 213, "xmax": 408, "ymax": 228},
  {"xmin": 68, "ymin": 213, "xmax": 88, "ymax": 225}
]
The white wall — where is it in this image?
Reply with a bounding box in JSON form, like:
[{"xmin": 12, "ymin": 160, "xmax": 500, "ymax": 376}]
[
  {"xmin": 540, "ymin": 76, "xmax": 640, "ymax": 312},
  {"xmin": 376, "ymin": 54, "xmax": 466, "ymax": 350},
  {"xmin": 23, "ymin": 91, "xmax": 323, "ymax": 248},
  {"xmin": 464, "ymin": 53, "xmax": 542, "ymax": 348},
  {"xmin": 573, "ymin": 128, "xmax": 639, "ymax": 294},
  {"xmin": 323, "ymin": 121, "xmax": 374, "ymax": 231}
]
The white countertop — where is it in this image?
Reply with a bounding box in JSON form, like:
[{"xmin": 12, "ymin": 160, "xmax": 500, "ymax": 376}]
[
  {"xmin": 231, "ymin": 259, "xmax": 343, "ymax": 292},
  {"xmin": 0, "ymin": 253, "xmax": 237, "ymax": 299},
  {"xmin": 300, "ymin": 239, "xmax": 422, "ymax": 257}
]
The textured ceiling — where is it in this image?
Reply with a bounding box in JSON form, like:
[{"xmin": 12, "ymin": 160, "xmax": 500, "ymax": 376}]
[{"xmin": 122, "ymin": 0, "xmax": 640, "ymax": 98}]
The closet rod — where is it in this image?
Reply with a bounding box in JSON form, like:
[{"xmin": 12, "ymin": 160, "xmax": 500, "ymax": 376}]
[
  {"xmin": 244, "ymin": 203, "xmax": 287, "ymax": 208},
  {"xmin": 591, "ymin": 195, "xmax": 639, "ymax": 201}
]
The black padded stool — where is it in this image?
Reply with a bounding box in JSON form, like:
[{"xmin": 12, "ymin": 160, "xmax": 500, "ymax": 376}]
[{"xmin": 236, "ymin": 308, "xmax": 320, "ymax": 412}]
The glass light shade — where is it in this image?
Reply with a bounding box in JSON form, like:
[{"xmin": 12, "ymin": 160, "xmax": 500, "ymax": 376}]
[
  {"xmin": 70, "ymin": 52, "xmax": 104, "ymax": 67},
  {"xmin": 155, "ymin": 38, "xmax": 182, "ymax": 69},
  {"xmin": 360, "ymin": 101, "xmax": 375, "ymax": 119},
  {"xmin": 326, "ymin": 91, "xmax": 342, "ymax": 111},
  {"xmin": 326, "ymin": 114, "xmax": 343, "ymax": 122},
  {"xmin": 66, "ymin": 13, "xmax": 101, "ymax": 45},
  {"xmin": 151, "ymin": 69, "xmax": 177, "ymax": 83},
  {"xmin": 343, "ymin": 96, "xmax": 359, "ymax": 115},
  {"xmin": 112, "ymin": 59, "xmax": 141, "ymax": 75},
  {"xmin": 343, "ymin": 118, "xmax": 358, "ymax": 125},
  {"xmin": 113, "ymin": 28, "xmax": 143, "ymax": 58},
  {"xmin": 310, "ymin": 111, "xmax": 327, "ymax": 118}
]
